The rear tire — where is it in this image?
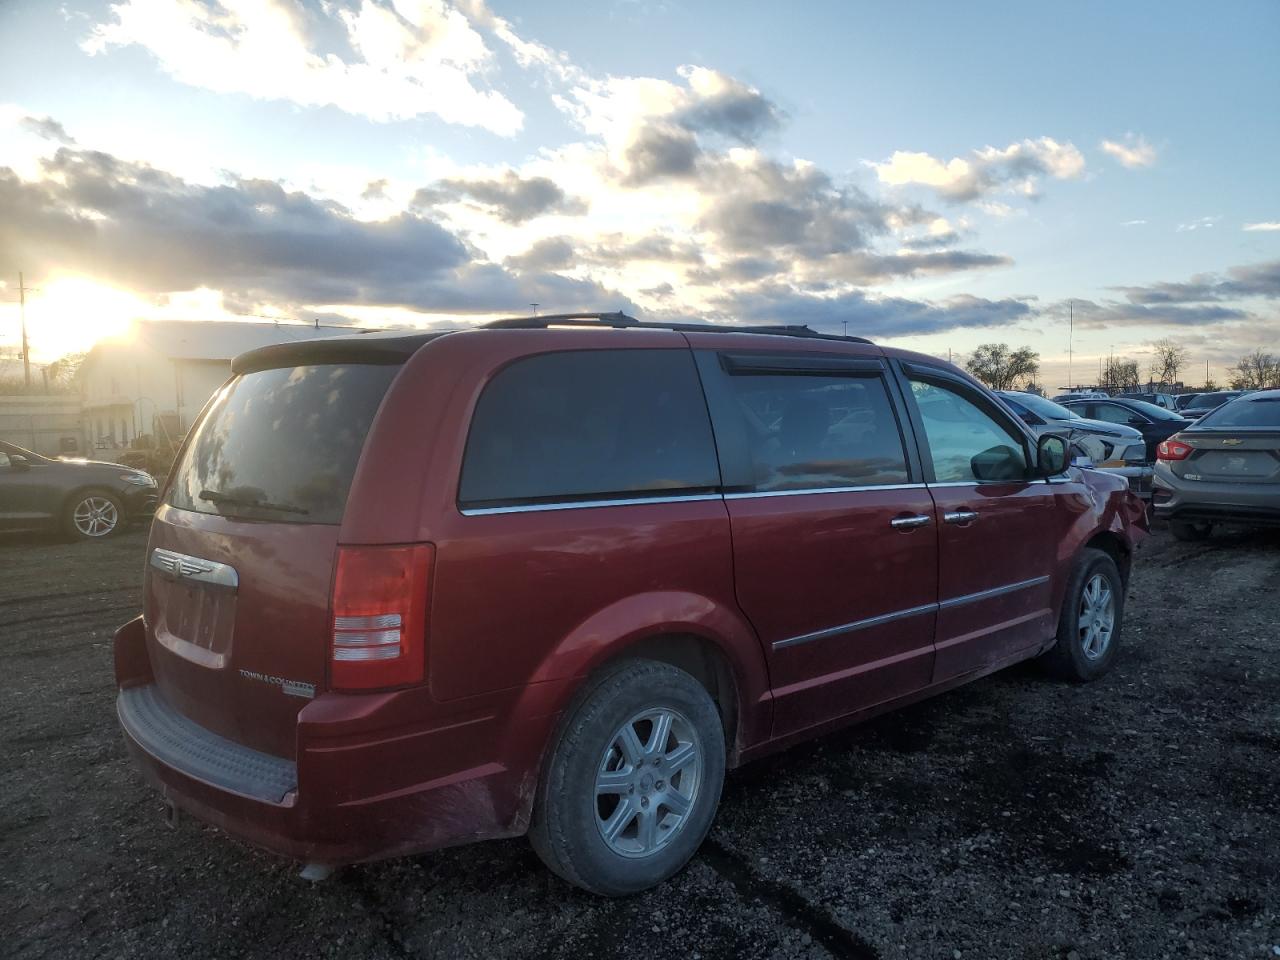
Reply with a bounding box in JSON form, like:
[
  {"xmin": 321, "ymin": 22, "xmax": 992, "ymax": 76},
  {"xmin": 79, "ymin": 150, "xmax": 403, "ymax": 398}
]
[
  {"xmin": 1042, "ymin": 548, "xmax": 1125, "ymax": 682},
  {"xmin": 64, "ymin": 490, "xmax": 125, "ymax": 540},
  {"xmin": 1169, "ymin": 520, "xmax": 1212, "ymax": 542},
  {"xmin": 529, "ymin": 659, "xmax": 725, "ymax": 896}
]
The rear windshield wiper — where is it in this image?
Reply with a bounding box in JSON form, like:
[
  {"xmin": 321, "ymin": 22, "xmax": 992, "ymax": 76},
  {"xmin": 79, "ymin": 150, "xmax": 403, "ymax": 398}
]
[{"xmin": 199, "ymin": 489, "xmax": 310, "ymax": 516}]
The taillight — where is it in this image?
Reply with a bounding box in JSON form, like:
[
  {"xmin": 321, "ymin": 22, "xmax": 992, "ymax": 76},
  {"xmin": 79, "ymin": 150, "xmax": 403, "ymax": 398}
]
[
  {"xmin": 1157, "ymin": 439, "xmax": 1194, "ymax": 461},
  {"xmin": 331, "ymin": 544, "xmax": 433, "ymax": 691}
]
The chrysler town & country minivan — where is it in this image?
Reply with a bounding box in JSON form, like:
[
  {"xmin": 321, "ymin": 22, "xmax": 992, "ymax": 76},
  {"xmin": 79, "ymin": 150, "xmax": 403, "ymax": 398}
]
[{"xmin": 113, "ymin": 313, "xmax": 1148, "ymax": 895}]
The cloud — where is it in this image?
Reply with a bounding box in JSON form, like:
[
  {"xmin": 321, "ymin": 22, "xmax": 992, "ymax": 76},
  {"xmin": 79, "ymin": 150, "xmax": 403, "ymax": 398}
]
[
  {"xmin": 1176, "ymin": 216, "xmax": 1219, "ymax": 232},
  {"xmin": 0, "ymin": 145, "xmax": 628, "ymax": 314},
  {"xmin": 621, "ymin": 123, "xmax": 701, "ymax": 185},
  {"xmin": 1244, "ymin": 221, "xmax": 1280, "ymax": 232},
  {"xmin": 503, "ymin": 236, "xmax": 575, "ymax": 271},
  {"xmin": 83, "ymin": 0, "xmax": 524, "ymax": 134},
  {"xmin": 1099, "ymin": 133, "xmax": 1157, "ymax": 168},
  {"xmin": 869, "ymin": 137, "xmax": 1085, "ymax": 203},
  {"xmin": 671, "ymin": 66, "xmax": 784, "ymax": 143},
  {"xmin": 712, "ymin": 286, "xmax": 1034, "ymax": 338},
  {"xmin": 18, "ymin": 115, "xmax": 75, "ymax": 145},
  {"xmin": 417, "ymin": 172, "xmax": 588, "ymax": 223},
  {"xmin": 1121, "ymin": 219, "xmax": 1148, "ymax": 226},
  {"xmin": 1110, "ymin": 259, "xmax": 1280, "ymax": 305},
  {"xmin": 1058, "ymin": 259, "xmax": 1280, "ymax": 330}
]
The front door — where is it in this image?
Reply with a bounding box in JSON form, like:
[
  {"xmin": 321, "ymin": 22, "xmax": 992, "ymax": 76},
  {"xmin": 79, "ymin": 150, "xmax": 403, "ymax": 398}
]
[
  {"xmin": 898, "ymin": 364, "xmax": 1060, "ymax": 682},
  {"xmin": 695, "ymin": 350, "xmax": 939, "ymax": 738}
]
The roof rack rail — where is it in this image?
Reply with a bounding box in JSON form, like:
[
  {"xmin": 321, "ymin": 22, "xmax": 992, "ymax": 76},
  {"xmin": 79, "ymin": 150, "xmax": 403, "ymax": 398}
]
[{"xmin": 483, "ymin": 311, "xmax": 873, "ymax": 344}]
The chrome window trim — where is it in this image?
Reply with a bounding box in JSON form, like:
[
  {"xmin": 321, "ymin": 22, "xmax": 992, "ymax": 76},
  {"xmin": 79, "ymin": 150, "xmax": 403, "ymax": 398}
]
[
  {"xmin": 937, "ymin": 574, "xmax": 1050, "ymax": 610},
  {"xmin": 772, "ymin": 602, "xmax": 937, "ymax": 650},
  {"xmin": 459, "ymin": 493, "xmax": 722, "ymax": 516},
  {"xmin": 725, "ymin": 482, "xmax": 925, "ymax": 500},
  {"xmin": 149, "ymin": 547, "xmax": 239, "ymax": 591},
  {"xmin": 772, "ymin": 575, "xmax": 1051, "ymax": 650}
]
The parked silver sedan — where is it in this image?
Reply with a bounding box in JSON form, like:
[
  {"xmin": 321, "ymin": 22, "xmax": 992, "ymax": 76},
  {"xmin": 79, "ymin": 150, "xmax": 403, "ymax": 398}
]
[
  {"xmin": 996, "ymin": 391, "xmax": 1153, "ymax": 497},
  {"xmin": 1152, "ymin": 389, "xmax": 1280, "ymax": 540}
]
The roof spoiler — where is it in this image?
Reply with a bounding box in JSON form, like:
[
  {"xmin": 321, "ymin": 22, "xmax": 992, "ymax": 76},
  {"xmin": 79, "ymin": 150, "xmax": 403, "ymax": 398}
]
[{"xmin": 232, "ymin": 333, "xmax": 444, "ymax": 374}]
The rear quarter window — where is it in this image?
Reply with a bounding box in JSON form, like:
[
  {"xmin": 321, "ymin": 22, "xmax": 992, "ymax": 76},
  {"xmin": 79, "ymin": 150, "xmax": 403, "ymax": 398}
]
[
  {"xmin": 166, "ymin": 363, "xmax": 399, "ymax": 524},
  {"xmin": 459, "ymin": 349, "xmax": 720, "ymax": 508}
]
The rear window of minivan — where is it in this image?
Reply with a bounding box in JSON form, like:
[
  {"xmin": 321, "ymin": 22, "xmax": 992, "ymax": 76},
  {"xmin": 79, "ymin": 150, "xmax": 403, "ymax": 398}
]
[
  {"xmin": 166, "ymin": 363, "xmax": 399, "ymax": 524},
  {"xmin": 459, "ymin": 349, "xmax": 720, "ymax": 509}
]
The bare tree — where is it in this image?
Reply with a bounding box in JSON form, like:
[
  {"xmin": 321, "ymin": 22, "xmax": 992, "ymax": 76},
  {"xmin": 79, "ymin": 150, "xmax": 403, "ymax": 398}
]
[
  {"xmin": 1149, "ymin": 338, "xmax": 1189, "ymax": 386},
  {"xmin": 1230, "ymin": 349, "xmax": 1280, "ymax": 389},
  {"xmin": 1102, "ymin": 357, "xmax": 1140, "ymax": 392},
  {"xmin": 965, "ymin": 343, "xmax": 1041, "ymax": 391}
]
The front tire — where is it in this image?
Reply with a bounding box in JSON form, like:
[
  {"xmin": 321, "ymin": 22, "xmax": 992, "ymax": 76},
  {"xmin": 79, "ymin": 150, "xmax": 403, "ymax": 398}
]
[
  {"xmin": 1042, "ymin": 548, "xmax": 1125, "ymax": 682},
  {"xmin": 1169, "ymin": 520, "xmax": 1212, "ymax": 542},
  {"xmin": 529, "ymin": 659, "xmax": 725, "ymax": 896},
  {"xmin": 64, "ymin": 491, "xmax": 125, "ymax": 540}
]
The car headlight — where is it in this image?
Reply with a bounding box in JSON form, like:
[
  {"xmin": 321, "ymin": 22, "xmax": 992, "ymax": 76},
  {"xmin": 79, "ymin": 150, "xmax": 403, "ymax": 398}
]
[{"xmin": 120, "ymin": 472, "xmax": 156, "ymax": 486}]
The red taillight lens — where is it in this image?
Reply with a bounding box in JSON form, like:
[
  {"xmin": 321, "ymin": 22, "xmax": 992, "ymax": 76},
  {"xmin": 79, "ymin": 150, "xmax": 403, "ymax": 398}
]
[
  {"xmin": 1156, "ymin": 439, "xmax": 1194, "ymax": 461},
  {"xmin": 331, "ymin": 544, "xmax": 433, "ymax": 691}
]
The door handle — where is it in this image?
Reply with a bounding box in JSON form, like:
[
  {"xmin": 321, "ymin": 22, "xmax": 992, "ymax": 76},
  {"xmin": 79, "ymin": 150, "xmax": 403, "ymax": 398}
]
[
  {"xmin": 890, "ymin": 513, "xmax": 933, "ymax": 530},
  {"xmin": 943, "ymin": 509, "xmax": 979, "ymax": 525}
]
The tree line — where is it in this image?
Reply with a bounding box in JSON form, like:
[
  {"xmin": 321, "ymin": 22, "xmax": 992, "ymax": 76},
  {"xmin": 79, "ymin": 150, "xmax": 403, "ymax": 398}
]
[{"xmin": 961, "ymin": 338, "xmax": 1279, "ymax": 394}]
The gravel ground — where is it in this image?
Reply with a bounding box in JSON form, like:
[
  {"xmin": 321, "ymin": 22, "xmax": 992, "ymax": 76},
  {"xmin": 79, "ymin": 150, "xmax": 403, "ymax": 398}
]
[{"xmin": 2, "ymin": 523, "xmax": 1278, "ymax": 960}]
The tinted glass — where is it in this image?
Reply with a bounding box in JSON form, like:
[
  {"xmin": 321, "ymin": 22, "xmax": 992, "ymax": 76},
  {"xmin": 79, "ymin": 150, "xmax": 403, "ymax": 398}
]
[
  {"xmin": 1125, "ymin": 398, "xmax": 1183, "ymax": 420},
  {"xmin": 1194, "ymin": 395, "xmax": 1280, "ymax": 428},
  {"xmin": 1190, "ymin": 391, "xmax": 1241, "ymax": 409},
  {"xmin": 167, "ymin": 364, "xmax": 398, "ymax": 524},
  {"xmin": 1090, "ymin": 402, "xmax": 1139, "ymax": 425},
  {"xmin": 1008, "ymin": 392, "xmax": 1080, "ymax": 421},
  {"xmin": 721, "ymin": 374, "xmax": 909, "ymax": 491},
  {"xmin": 459, "ymin": 350, "xmax": 719, "ymax": 507},
  {"xmin": 910, "ymin": 378, "xmax": 1027, "ymax": 482}
]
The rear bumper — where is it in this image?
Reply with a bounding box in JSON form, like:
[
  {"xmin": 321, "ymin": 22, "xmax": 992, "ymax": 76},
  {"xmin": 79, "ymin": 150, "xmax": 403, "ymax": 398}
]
[
  {"xmin": 113, "ymin": 618, "xmax": 567, "ymax": 867},
  {"xmin": 1152, "ymin": 468, "xmax": 1280, "ymax": 526}
]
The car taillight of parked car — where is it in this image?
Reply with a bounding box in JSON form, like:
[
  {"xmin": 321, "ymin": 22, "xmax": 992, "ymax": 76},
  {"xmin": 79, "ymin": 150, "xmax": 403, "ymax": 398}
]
[
  {"xmin": 1156, "ymin": 439, "xmax": 1194, "ymax": 461},
  {"xmin": 331, "ymin": 544, "xmax": 433, "ymax": 691}
]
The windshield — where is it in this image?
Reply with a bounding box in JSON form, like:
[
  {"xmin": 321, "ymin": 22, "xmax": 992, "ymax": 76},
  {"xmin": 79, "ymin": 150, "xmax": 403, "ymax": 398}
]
[
  {"xmin": 1125, "ymin": 398, "xmax": 1183, "ymax": 421},
  {"xmin": 1194, "ymin": 395, "xmax": 1280, "ymax": 429},
  {"xmin": 166, "ymin": 363, "xmax": 399, "ymax": 524},
  {"xmin": 0, "ymin": 440, "xmax": 50, "ymax": 463},
  {"xmin": 1005, "ymin": 392, "xmax": 1080, "ymax": 421}
]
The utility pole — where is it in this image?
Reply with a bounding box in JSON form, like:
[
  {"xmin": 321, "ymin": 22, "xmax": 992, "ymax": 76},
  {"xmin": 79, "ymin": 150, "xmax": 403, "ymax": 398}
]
[
  {"xmin": 1067, "ymin": 299, "xmax": 1073, "ymax": 390},
  {"xmin": 19, "ymin": 272, "xmax": 31, "ymax": 389},
  {"xmin": 842, "ymin": 319, "xmax": 848, "ymax": 337},
  {"xmin": 529, "ymin": 303, "xmax": 540, "ymax": 317}
]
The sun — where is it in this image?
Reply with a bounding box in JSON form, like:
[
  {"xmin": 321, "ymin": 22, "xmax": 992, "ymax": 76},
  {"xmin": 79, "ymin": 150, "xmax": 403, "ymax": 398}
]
[{"xmin": 26, "ymin": 276, "xmax": 144, "ymax": 360}]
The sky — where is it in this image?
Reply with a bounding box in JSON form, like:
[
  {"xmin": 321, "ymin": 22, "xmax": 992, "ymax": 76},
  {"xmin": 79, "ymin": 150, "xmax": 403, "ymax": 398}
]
[{"xmin": 0, "ymin": 0, "xmax": 1277, "ymax": 389}]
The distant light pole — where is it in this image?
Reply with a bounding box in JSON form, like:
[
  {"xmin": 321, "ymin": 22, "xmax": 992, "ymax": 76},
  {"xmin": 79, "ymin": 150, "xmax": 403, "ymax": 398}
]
[
  {"xmin": 841, "ymin": 319, "xmax": 847, "ymax": 337},
  {"xmin": 529, "ymin": 302, "xmax": 540, "ymax": 317},
  {"xmin": 1067, "ymin": 299, "xmax": 1074, "ymax": 390}
]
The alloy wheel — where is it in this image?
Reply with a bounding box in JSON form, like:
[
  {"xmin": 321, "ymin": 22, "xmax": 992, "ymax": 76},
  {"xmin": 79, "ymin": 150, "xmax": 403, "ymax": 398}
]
[
  {"xmin": 594, "ymin": 707, "xmax": 703, "ymax": 858},
  {"xmin": 1078, "ymin": 572, "xmax": 1115, "ymax": 660},
  {"xmin": 73, "ymin": 496, "xmax": 119, "ymax": 537}
]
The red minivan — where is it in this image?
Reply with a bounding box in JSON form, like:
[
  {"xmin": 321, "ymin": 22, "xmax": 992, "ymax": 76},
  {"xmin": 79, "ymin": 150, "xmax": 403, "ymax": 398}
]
[{"xmin": 114, "ymin": 313, "xmax": 1147, "ymax": 894}]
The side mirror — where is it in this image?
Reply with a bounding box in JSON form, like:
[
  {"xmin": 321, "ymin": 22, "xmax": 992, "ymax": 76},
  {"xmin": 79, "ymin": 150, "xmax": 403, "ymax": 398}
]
[
  {"xmin": 1035, "ymin": 434, "xmax": 1069, "ymax": 477},
  {"xmin": 8, "ymin": 455, "xmax": 30, "ymax": 471},
  {"xmin": 1127, "ymin": 417, "xmax": 1146, "ymax": 427}
]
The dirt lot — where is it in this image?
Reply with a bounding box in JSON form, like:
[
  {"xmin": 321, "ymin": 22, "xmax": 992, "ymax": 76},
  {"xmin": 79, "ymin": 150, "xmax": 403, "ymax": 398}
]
[{"xmin": 2, "ymin": 523, "xmax": 1278, "ymax": 960}]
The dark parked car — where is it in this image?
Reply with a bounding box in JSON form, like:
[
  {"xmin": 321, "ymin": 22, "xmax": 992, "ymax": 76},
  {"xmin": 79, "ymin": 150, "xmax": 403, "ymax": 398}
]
[
  {"xmin": 1117, "ymin": 391, "xmax": 1176, "ymax": 411},
  {"xmin": 113, "ymin": 314, "xmax": 1148, "ymax": 895},
  {"xmin": 1174, "ymin": 393, "xmax": 1202, "ymax": 412},
  {"xmin": 0, "ymin": 439, "xmax": 158, "ymax": 539},
  {"xmin": 1179, "ymin": 390, "xmax": 1246, "ymax": 421},
  {"xmin": 1059, "ymin": 396, "xmax": 1192, "ymax": 461},
  {"xmin": 1153, "ymin": 389, "xmax": 1280, "ymax": 540}
]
